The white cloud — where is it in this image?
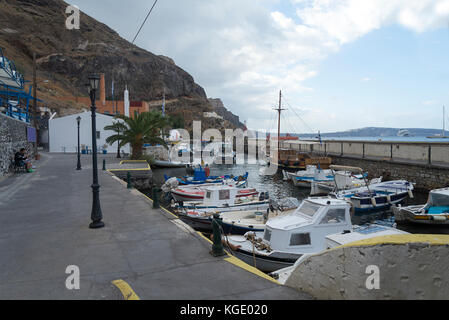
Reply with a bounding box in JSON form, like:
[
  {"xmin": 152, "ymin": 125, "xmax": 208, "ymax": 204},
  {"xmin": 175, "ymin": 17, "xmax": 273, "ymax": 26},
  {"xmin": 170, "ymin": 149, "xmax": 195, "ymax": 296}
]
[{"xmin": 72, "ymin": 0, "xmax": 449, "ymax": 132}]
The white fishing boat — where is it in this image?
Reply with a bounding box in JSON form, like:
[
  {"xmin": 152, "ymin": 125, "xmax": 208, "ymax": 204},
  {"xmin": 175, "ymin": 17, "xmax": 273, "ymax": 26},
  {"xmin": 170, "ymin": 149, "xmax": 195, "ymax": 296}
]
[
  {"xmin": 227, "ymin": 197, "xmax": 353, "ymax": 272},
  {"xmin": 310, "ymin": 169, "xmax": 381, "ymax": 196},
  {"xmin": 271, "ymin": 224, "xmax": 409, "ymax": 284},
  {"xmin": 172, "ymin": 185, "xmax": 270, "ymax": 213},
  {"xmin": 392, "ymin": 187, "xmax": 449, "ymax": 225},
  {"xmin": 171, "ymin": 184, "xmax": 259, "ymax": 202},
  {"xmin": 177, "ymin": 198, "xmax": 300, "ymax": 235},
  {"xmin": 282, "ymin": 165, "xmax": 334, "ymax": 188},
  {"xmin": 152, "ymin": 159, "xmax": 187, "ymax": 168}
]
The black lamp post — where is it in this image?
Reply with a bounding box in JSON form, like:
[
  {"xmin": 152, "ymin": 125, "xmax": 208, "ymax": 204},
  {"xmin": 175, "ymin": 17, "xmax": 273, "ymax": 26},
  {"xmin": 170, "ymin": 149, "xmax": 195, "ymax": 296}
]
[
  {"xmin": 76, "ymin": 116, "xmax": 82, "ymax": 170},
  {"xmin": 87, "ymin": 74, "xmax": 105, "ymax": 229}
]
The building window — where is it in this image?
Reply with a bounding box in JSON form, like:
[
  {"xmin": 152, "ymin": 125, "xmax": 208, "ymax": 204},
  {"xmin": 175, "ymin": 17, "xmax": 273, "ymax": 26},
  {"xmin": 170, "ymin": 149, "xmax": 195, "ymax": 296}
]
[
  {"xmin": 289, "ymin": 233, "xmax": 311, "ymax": 246},
  {"xmin": 96, "ymin": 131, "xmax": 100, "ymax": 139}
]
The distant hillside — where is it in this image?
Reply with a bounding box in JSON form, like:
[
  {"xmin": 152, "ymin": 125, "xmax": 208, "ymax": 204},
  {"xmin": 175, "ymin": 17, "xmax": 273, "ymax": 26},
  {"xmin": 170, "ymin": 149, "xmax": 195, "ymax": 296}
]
[
  {"xmin": 293, "ymin": 127, "xmax": 448, "ymax": 138},
  {"xmin": 0, "ymin": 0, "xmax": 242, "ymax": 131}
]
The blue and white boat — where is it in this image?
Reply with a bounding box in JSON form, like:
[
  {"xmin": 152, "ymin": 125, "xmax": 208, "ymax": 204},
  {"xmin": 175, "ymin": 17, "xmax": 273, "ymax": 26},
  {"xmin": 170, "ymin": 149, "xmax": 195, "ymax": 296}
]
[
  {"xmin": 332, "ymin": 179, "xmax": 414, "ymax": 214},
  {"xmin": 164, "ymin": 166, "xmax": 248, "ymax": 186}
]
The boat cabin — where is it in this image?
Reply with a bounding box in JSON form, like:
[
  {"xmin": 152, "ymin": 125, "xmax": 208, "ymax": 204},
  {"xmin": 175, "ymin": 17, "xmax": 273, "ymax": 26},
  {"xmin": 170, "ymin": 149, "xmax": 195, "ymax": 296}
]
[
  {"xmin": 423, "ymin": 188, "xmax": 449, "ymax": 213},
  {"xmin": 202, "ymin": 186, "xmax": 239, "ymax": 207},
  {"xmin": 262, "ymin": 198, "xmax": 352, "ymax": 254}
]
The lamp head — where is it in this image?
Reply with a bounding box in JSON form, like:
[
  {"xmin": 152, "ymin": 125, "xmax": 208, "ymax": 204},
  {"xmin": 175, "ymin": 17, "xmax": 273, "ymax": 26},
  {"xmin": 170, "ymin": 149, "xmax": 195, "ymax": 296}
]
[
  {"xmin": 76, "ymin": 116, "xmax": 81, "ymax": 125},
  {"xmin": 88, "ymin": 74, "xmax": 100, "ymax": 91}
]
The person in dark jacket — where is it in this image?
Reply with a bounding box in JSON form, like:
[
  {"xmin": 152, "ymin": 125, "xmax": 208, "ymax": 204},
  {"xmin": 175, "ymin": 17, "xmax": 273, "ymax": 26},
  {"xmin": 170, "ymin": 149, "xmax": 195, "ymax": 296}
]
[{"xmin": 14, "ymin": 148, "xmax": 33, "ymax": 172}]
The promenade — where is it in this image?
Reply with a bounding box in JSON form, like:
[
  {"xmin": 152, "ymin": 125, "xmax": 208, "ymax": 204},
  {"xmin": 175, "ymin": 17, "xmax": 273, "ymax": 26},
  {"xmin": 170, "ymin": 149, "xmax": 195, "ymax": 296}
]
[{"xmin": 0, "ymin": 153, "xmax": 309, "ymax": 300}]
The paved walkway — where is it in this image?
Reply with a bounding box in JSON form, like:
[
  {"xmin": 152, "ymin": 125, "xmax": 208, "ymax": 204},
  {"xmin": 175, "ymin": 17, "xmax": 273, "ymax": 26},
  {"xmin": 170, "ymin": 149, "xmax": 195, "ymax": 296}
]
[{"xmin": 0, "ymin": 153, "xmax": 310, "ymax": 300}]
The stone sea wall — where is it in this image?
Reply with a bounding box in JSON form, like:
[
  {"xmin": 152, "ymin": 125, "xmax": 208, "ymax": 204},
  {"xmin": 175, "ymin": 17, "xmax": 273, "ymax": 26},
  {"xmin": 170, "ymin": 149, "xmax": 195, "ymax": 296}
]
[
  {"xmin": 331, "ymin": 156, "xmax": 449, "ymax": 191},
  {"xmin": 279, "ymin": 140, "xmax": 449, "ymax": 191},
  {"xmin": 0, "ymin": 114, "xmax": 35, "ymax": 176}
]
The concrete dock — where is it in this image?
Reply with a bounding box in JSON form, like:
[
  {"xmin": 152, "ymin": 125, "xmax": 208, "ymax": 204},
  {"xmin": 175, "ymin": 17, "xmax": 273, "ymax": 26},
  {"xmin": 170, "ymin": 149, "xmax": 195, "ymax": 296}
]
[{"xmin": 0, "ymin": 153, "xmax": 310, "ymax": 300}]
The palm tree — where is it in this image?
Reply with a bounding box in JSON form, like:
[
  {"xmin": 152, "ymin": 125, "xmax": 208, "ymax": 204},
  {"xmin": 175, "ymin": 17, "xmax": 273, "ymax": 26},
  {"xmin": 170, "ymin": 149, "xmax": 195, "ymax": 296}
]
[
  {"xmin": 104, "ymin": 121, "xmax": 127, "ymax": 158},
  {"xmin": 105, "ymin": 111, "xmax": 169, "ymax": 159}
]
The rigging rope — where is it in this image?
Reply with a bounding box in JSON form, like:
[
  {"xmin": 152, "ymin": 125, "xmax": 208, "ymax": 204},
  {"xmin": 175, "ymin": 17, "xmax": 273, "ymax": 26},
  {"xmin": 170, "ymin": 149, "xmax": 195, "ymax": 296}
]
[
  {"xmin": 132, "ymin": 0, "xmax": 159, "ymax": 44},
  {"xmin": 282, "ymin": 95, "xmax": 316, "ymax": 134}
]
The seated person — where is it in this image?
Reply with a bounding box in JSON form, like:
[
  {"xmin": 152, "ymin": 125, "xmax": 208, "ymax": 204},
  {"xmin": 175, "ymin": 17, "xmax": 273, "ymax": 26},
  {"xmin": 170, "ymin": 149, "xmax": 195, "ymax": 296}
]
[{"xmin": 14, "ymin": 148, "xmax": 33, "ymax": 172}]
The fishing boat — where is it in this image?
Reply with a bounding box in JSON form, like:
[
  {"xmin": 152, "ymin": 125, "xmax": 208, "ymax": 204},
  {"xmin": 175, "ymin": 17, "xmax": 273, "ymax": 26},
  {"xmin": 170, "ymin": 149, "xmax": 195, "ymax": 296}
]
[
  {"xmin": 164, "ymin": 166, "xmax": 248, "ymax": 186},
  {"xmin": 171, "ymin": 184, "xmax": 258, "ymax": 202},
  {"xmin": 152, "ymin": 159, "xmax": 187, "ymax": 168},
  {"xmin": 330, "ymin": 171, "xmax": 414, "ymax": 214},
  {"xmin": 271, "ymin": 224, "xmax": 409, "ymax": 283},
  {"xmin": 226, "ymin": 197, "xmax": 353, "ymax": 272},
  {"xmin": 283, "ymin": 166, "xmax": 334, "ymax": 188},
  {"xmin": 172, "ymin": 185, "xmax": 270, "ymax": 213},
  {"xmin": 265, "ymin": 91, "xmax": 332, "ymax": 171},
  {"xmin": 177, "ymin": 197, "xmax": 299, "ymax": 235},
  {"xmin": 310, "ymin": 166, "xmax": 381, "ymax": 196},
  {"xmin": 392, "ymin": 187, "xmax": 449, "ymax": 225}
]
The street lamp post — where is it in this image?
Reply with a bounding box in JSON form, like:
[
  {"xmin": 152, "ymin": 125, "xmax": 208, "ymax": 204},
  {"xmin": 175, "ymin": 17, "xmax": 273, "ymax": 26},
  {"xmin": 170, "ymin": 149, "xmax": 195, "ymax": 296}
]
[
  {"xmin": 87, "ymin": 74, "xmax": 105, "ymax": 229},
  {"xmin": 76, "ymin": 116, "xmax": 82, "ymax": 170}
]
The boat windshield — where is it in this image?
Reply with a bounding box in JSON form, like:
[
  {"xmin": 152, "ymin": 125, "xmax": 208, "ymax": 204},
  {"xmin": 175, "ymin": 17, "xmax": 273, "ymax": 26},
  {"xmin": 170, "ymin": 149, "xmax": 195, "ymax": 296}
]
[
  {"xmin": 296, "ymin": 201, "xmax": 321, "ymax": 218},
  {"xmin": 429, "ymin": 192, "xmax": 449, "ymax": 207}
]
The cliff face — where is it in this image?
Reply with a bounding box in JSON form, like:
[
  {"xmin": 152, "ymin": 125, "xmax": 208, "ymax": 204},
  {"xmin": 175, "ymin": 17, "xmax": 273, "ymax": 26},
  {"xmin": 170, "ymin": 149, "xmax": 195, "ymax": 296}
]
[
  {"xmin": 208, "ymin": 98, "xmax": 245, "ymax": 129},
  {"xmin": 0, "ymin": 0, "xmax": 205, "ymax": 100},
  {"xmin": 0, "ymin": 0, "xmax": 242, "ymax": 131}
]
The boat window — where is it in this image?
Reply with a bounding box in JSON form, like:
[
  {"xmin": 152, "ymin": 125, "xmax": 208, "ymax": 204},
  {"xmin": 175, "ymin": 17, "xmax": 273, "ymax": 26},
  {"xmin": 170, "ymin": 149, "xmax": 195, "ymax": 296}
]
[
  {"xmin": 206, "ymin": 191, "xmax": 211, "ymax": 199},
  {"xmin": 264, "ymin": 228, "xmax": 272, "ymax": 241},
  {"xmin": 297, "ymin": 201, "xmax": 321, "ymax": 217},
  {"xmin": 219, "ymin": 190, "xmax": 230, "ymax": 200},
  {"xmin": 430, "ymin": 193, "xmax": 449, "ymax": 207},
  {"xmin": 290, "ymin": 233, "xmax": 311, "ymax": 246},
  {"xmin": 319, "ymin": 208, "xmax": 346, "ymax": 224}
]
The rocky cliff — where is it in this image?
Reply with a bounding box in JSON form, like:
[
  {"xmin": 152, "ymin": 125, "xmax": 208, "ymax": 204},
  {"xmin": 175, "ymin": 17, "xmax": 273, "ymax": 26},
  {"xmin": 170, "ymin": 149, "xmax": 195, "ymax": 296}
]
[{"xmin": 0, "ymin": 0, "xmax": 242, "ymax": 130}]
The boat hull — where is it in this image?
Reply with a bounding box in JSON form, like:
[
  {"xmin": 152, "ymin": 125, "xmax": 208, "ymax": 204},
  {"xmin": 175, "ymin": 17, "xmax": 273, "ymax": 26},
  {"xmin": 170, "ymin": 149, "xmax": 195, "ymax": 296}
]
[
  {"xmin": 231, "ymin": 249, "xmax": 300, "ymax": 273},
  {"xmin": 172, "ymin": 188, "xmax": 258, "ymax": 202},
  {"xmin": 153, "ymin": 160, "xmax": 187, "ymax": 168},
  {"xmin": 393, "ymin": 206, "xmax": 449, "ymax": 225},
  {"xmin": 178, "ymin": 214, "xmax": 265, "ymax": 235},
  {"xmin": 175, "ymin": 201, "xmax": 269, "ymax": 213}
]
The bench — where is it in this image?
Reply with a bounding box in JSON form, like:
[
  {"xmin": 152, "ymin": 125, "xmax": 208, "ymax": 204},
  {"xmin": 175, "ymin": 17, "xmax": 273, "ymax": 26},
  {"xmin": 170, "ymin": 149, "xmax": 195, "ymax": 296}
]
[{"xmin": 12, "ymin": 160, "xmax": 27, "ymax": 174}]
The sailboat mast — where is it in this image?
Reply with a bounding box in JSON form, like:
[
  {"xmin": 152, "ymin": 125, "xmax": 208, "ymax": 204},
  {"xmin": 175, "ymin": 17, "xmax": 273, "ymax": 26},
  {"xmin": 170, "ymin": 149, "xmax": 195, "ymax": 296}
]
[
  {"xmin": 278, "ymin": 90, "xmax": 282, "ymax": 152},
  {"xmin": 443, "ymin": 105, "xmax": 445, "ymax": 137}
]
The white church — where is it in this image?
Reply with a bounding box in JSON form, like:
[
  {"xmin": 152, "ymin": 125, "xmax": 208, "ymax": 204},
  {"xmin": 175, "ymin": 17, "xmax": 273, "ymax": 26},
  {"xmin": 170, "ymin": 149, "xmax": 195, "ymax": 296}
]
[{"xmin": 49, "ymin": 88, "xmax": 131, "ymax": 154}]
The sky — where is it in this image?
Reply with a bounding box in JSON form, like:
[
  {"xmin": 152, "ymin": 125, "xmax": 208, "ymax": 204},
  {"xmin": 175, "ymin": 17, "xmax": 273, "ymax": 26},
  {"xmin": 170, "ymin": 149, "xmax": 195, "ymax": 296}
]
[{"xmin": 69, "ymin": 0, "xmax": 449, "ymax": 133}]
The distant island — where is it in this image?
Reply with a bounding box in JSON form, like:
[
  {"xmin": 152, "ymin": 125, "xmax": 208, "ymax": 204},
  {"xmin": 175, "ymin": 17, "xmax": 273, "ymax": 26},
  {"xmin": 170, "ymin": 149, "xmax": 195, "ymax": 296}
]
[{"xmin": 279, "ymin": 127, "xmax": 448, "ymax": 138}]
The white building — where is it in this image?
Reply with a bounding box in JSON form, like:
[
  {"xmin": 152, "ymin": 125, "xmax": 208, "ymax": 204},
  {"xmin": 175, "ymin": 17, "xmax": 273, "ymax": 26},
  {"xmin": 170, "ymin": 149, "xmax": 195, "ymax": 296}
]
[{"xmin": 49, "ymin": 111, "xmax": 130, "ymax": 154}]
